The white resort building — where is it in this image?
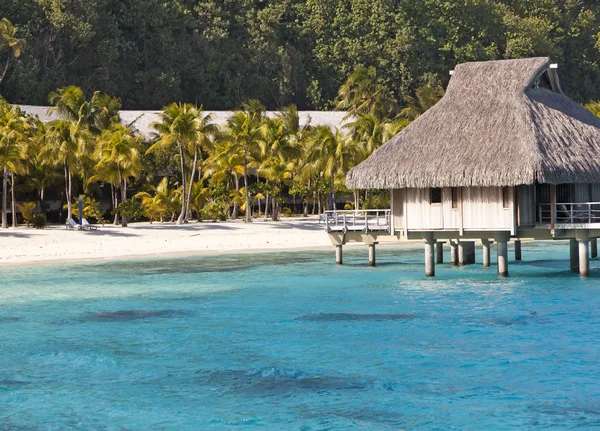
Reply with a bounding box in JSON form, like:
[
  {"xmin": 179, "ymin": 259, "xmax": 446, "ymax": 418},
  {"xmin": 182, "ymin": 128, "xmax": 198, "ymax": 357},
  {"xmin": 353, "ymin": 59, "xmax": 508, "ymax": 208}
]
[{"xmin": 327, "ymin": 57, "xmax": 600, "ymax": 277}]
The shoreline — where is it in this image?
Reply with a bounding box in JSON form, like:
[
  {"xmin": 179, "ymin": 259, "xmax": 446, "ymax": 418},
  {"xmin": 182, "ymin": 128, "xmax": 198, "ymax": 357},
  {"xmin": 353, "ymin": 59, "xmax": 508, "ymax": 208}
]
[{"xmin": 0, "ymin": 217, "xmax": 419, "ymax": 269}]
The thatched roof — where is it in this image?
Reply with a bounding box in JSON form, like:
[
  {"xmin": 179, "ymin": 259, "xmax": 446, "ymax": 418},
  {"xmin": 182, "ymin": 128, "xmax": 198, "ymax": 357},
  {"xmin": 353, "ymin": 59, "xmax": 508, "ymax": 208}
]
[
  {"xmin": 18, "ymin": 106, "xmax": 349, "ymax": 139},
  {"xmin": 347, "ymin": 57, "xmax": 600, "ymax": 189}
]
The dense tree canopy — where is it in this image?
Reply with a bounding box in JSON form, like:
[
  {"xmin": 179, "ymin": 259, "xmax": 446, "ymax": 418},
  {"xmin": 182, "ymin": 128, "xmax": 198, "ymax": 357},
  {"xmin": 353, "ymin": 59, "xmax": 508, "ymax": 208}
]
[{"xmin": 1, "ymin": 0, "xmax": 600, "ymax": 110}]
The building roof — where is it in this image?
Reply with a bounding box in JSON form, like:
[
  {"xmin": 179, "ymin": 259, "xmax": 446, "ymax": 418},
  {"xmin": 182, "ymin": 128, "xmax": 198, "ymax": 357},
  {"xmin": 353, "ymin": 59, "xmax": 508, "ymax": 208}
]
[
  {"xmin": 346, "ymin": 57, "xmax": 600, "ymax": 189},
  {"xmin": 17, "ymin": 106, "xmax": 349, "ymax": 139}
]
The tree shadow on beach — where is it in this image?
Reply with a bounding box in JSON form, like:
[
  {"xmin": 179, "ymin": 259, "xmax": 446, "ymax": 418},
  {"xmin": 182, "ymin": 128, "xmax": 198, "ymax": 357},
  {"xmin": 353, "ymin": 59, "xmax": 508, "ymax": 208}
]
[
  {"xmin": 81, "ymin": 229, "xmax": 140, "ymax": 238},
  {"xmin": 0, "ymin": 231, "xmax": 34, "ymax": 238},
  {"xmin": 264, "ymin": 221, "xmax": 323, "ymax": 231},
  {"xmin": 136, "ymin": 223, "xmax": 241, "ymax": 231}
]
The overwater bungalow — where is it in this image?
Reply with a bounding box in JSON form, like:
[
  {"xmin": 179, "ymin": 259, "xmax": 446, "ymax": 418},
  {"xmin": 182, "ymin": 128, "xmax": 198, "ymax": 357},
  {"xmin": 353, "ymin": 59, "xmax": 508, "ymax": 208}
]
[{"xmin": 327, "ymin": 57, "xmax": 600, "ymax": 277}]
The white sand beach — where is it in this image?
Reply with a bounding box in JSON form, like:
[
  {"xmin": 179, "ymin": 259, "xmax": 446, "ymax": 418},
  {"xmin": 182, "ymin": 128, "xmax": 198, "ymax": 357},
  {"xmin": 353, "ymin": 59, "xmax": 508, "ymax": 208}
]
[{"xmin": 0, "ymin": 217, "xmax": 338, "ymax": 266}]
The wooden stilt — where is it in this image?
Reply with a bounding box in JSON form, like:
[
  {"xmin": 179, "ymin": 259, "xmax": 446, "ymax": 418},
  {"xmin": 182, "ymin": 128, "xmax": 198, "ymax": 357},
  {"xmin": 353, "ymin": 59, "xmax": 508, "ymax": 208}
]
[
  {"xmin": 579, "ymin": 239, "xmax": 589, "ymax": 277},
  {"xmin": 436, "ymin": 242, "xmax": 444, "ymax": 264},
  {"xmin": 514, "ymin": 240, "xmax": 522, "ymax": 261},
  {"xmin": 368, "ymin": 244, "xmax": 376, "ymax": 267},
  {"xmin": 591, "ymin": 238, "xmax": 597, "ymax": 259},
  {"xmin": 425, "ymin": 239, "xmax": 435, "ymax": 277},
  {"xmin": 570, "ymin": 238, "xmax": 579, "ymax": 273},
  {"xmin": 335, "ymin": 245, "xmax": 343, "ymax": 265},
  {"xmin": 450, "ymin": 241, "xmax": 458, "ymax": 266},
  {"xmin": 482, "ymin": 239, "xmax": 491, "ymax": 268},
  {"xmin": 497, "ymin": 241, "xmax": 508, "ymax": 276}
]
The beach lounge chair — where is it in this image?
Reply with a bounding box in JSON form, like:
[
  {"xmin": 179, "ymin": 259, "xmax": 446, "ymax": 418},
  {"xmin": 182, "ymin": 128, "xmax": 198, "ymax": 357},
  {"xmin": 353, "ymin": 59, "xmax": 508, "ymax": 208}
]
[
  {"xmin": 66, "ymin": 218, "xmax": 83, "ymax": 230},
  {"xmin": 81, "ymin": 218, "xmax": 98, "ymax": 231}
]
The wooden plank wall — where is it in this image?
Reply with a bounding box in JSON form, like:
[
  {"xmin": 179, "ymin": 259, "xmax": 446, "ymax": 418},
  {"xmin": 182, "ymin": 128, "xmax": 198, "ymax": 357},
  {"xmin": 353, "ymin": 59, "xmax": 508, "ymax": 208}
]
[
  {"xmin": 462, "ymin": 187, "xmax": 513, "ymax": 229},
  {"xmin": 397, "ymin": 187, "xmax": 513, "ymax": 230},
  {"xmin": 392, "ymin": 189, "xmax": 404, "ymax": 232}
]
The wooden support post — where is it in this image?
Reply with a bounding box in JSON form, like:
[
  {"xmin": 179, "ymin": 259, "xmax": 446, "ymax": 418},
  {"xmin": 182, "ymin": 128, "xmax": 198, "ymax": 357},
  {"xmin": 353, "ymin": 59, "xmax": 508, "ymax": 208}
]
[
  {"xmin": 482, "ymin": 239, "xmax": 491, "ymax": 268},
  {"xmin": 335, "ymin": 245, "xmax": 343, "ymax": 265},
  {"xmin": 436, "ymin": 242, "xmax": 444, "ymax": 264},
  {"xmin": 592, "ymin": 238, "xmax": 598, "ymax": 259},
  {"xmin": 459, "ymin": 241, "xmax": 475, "ymax": 265},
  {"xmin": 514, "ymin": 240, "xmax": 522, "ymax": 261},
  {"xmin": 497, "ymin": 240, "xmax": 508, "ymax": 277},
  {"xmin": 425, "ymin": 238, "xmax": 435, "ymax": 277},
  {"xmin": 368, "ymin": 244, "xmax": 376, "ymax": 267},
  {"xmin": 450, "ymin": 241, "xmax": 458, "ymax": 266},
  {"xmin": 579, "ymin": 239, "xmax": 590, "ymax": 277},
  {"xmin": 570, "ymin": 238, "xmax": 579, "ymax": 273}
]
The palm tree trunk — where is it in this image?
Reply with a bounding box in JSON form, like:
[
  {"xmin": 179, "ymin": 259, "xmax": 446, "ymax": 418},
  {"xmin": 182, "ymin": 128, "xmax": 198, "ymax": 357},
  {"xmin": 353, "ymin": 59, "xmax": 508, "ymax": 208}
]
[
  {"xmin": 2, "ymin": 166, "xmax": 8, "ymax": 228},
  {"xmin": 317, "ymin": 192, "xmax": 321, "ymax": 214},
  {"xmin": 0, "ymin": 57, "xmax": 10, "ymax": 85},
  {"xmin": 243, "ymin": 149, "xmax": 250, "ymax": 223},
  {"xmin": 11, "ymin": 171, "xmax": 17, "ymax": 227},
  {"xmin": 121, "ymin": 177, "xmax": 128, "ymax": 227},
  {"xmin": 185, "ymin": 147, "xmax": 198, "ymax": 223},
  {"xmin": 112, "ymin": 184, "xmax": 119, "ymax": 225},
  {"xmin": 176, "ymin": 143, "xmax": 187, "ymax": 224},
  {"xmin": 231, "ymin": 174, "xmax": 239, "ymax": 219},
  {"xmin": 331, "ymin": 175, "xmax": 336, "ymax": 211},
  {"xmin": 65, "ymin": 163, "xmax": 73, "ymax": 221}
]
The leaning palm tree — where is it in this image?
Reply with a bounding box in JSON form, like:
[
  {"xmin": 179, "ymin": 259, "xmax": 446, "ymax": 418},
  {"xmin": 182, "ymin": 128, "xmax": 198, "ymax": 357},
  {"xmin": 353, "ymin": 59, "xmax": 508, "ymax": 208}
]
[
  {"xmin": 203, "ymin": 140, "xmax": 244, "ymax": 219},
  {"xmin": 399, "ymin": 84, "xmax": 445, "ymax": 121},
  {"xmin": 306, "ymin": 126, "xmax": 361, "ymax": 211},
  {"xmin": 0, "ymin": 18, "xmax": 25, "ymax": 84},
  {"xmin": 0, "ymin": 105, "xmax": 28, "ymax": 227},
  {"xmin": 222, "ymin": 100, "xmax": 265, "ymax": 222},
  {"xmin": 337, "ymin": 66, "xmax": 397, "ymax": 120},
  {"xmin": 149, "ymin": 103, "xmax": 202, "ymax": 224},
  {"xmin": 92, "ymin": 124, "xmax": 143, "ymax": 226},
  {"xmin": 41, "ymin": 119, "xmax": 92, "ymax": 219}
]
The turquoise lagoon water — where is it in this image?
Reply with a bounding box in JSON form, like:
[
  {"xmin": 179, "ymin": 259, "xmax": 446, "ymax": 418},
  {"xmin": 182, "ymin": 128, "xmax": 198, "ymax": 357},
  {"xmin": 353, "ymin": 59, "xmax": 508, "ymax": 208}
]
[{"xmin": 1, "ymin": 242, "xmax": 600, "ymax": 430}]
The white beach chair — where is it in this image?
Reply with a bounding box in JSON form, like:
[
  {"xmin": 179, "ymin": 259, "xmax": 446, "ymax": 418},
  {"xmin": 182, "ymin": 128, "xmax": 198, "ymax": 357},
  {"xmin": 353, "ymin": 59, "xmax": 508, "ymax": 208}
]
[
  {"xmin": 81, "ymin": 218, "xmax": 98, "ymax": 231},
  {"xmin": 66, "ymin": 218, "xmax": 83, "ymax": 230}
]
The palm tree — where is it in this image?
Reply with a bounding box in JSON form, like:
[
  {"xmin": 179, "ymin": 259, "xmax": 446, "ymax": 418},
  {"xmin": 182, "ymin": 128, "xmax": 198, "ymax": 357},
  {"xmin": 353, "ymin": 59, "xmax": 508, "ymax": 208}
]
[
  {"xmin": 134, "ymin": 177, "xmax": 181, "ymax": 223},
  {"xmin": 307, "ymin": 126, "xmax": 360, "ymax": 211},
  {"xmin": 182, "ymin": 108, "xmax": 216, "ymax": 222},
  {"xmin": 0, "ymin": 105, "xmax": 28, "ymax": 227},
  {"xmin": 92, "ymin": 124, "xmax": 143, "ymax": 226},
  {"xmin": 337, "ymin": 66, "xmax": 396, "ymax": 120},
  {"xmin": 203, "ymin": 140, "xmax": 244, "ymax": 219},
  {"xmin": 399, "ymin": 84, "xmax": 445, "ymax": 121},
  {"xmin": 48, "ymin": 86, "xmax": 91, "ymax": 124},
  {"xmin": 222, "ymin": 100, "xmax": 265, "ymax": 222},
  {"xmin": 41, "ymin": 119, "xmax": 92, "ymax": 220},
  {"xmin": 149, "ymin": 103, "xmax": 204, "ymax": 224},
  {"xmin": 0, "ymin": 18, "xmax": 25, "ymax": 85}
]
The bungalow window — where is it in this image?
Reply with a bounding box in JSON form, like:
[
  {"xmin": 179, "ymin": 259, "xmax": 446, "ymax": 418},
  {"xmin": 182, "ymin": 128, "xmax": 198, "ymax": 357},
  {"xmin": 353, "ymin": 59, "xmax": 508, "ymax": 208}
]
[
  {"xmin": 502, "ymin": 187, "xmax": 510, "ymax": 208},
  {"xmin": 451, "ymin": 188, "xmax": 459, "ymax": 209},
  {"xmin": 430, "ymin": 188, "xmax": 442, "ymax": 204}
]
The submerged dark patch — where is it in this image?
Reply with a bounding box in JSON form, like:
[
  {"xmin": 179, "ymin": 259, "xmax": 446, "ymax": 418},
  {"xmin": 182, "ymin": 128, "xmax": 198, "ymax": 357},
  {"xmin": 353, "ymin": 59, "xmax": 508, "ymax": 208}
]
[
  {"xmin": 0, "ymin": 317, "xmax": 20, "ymax": 323},
  {"xmin": 296, "ymin": 313, "xmax": 416, "ymax": 322},
  {"xmin": 0, "ymin": 380, "xmax": 30, "ymax": 389},
  {"xmin": 195, "ymin": 367, "xmax": 372, "ymax": 395},
  {"xmin": 84, "ymin": 309, "xmax": 187, "ymax": 322}
]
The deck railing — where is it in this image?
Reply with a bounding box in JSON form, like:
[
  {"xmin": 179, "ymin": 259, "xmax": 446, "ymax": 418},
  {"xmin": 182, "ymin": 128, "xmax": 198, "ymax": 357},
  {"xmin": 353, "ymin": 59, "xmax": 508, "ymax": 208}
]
[
  {"xmin": 536, "ymin": 202, "xmax": 600, "ymax": 225},
  {"xmin": 323, "ymin": 209, "xmax": 391, "ymax": 233}
]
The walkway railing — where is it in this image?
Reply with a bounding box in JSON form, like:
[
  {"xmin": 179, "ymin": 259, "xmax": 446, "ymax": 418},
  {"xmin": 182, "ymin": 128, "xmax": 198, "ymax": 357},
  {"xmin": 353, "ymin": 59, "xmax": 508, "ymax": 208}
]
[
  {"xmin": 537, "ymin": 202, "xmax": 600, "ymax": 225},
  {"xmin": 323, "ymin": 209, "xmax": 391, "ymax": 233}
]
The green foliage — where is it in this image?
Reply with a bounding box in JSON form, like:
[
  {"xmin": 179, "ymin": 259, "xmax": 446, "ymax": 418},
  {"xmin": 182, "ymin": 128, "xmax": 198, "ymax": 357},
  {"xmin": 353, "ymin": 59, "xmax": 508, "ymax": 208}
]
[
  {"xmin": 201, "ymin": 199, "xmax": 228, "ymax": 222},
  {"xmin": 2, "ymin": 1, "xmax": 600, "ymax": 107},
  {"xmin": 31, "ymin": 213, "xmax": 46, "ymax": 229},
  {"xmin": 16, "ymin": 201, "xmax": 36, "ymax": 226},
  {"xmin": 114, "ymin": 198, "xmax": 144, "ymax": 221},
  {"xmin": 362, "ymin": 190, "xmax": 391, "ymax": 210}
]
